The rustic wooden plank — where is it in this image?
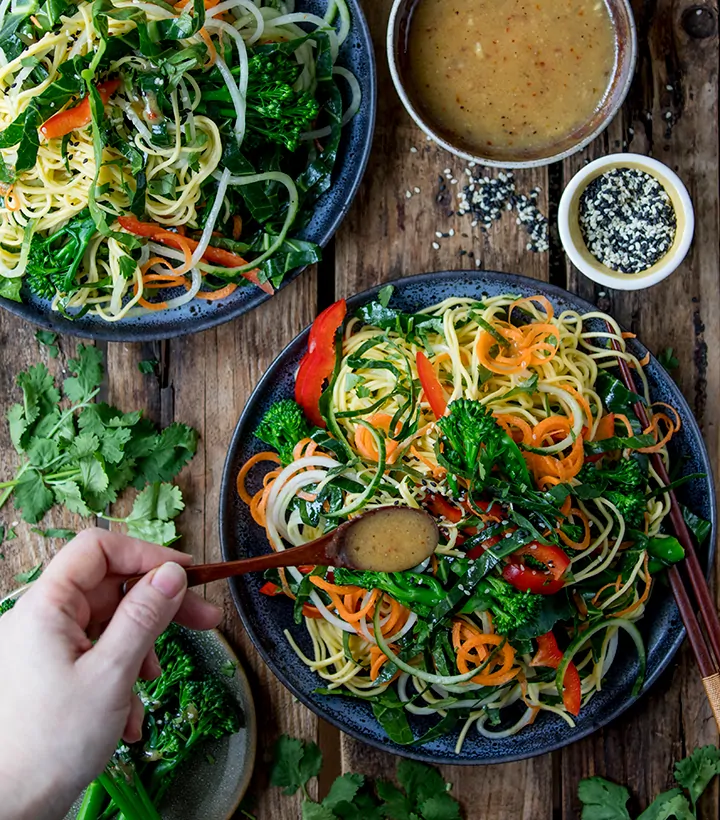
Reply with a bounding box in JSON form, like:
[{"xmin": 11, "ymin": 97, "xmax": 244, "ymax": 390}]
[
  {"xmin": 333, "ymin": 1, "xmax": 554, "ymax": 816},
  {"xmin": 561, "ymin": 0, "xmax": 720, "ymax": 812},
  {"xmin": 168, "ymin": 270, "xmax": 322, "ymax": 815},
  {"xmin": 0, "ymin": 315, "xmax": 88, "ymax": 599}
]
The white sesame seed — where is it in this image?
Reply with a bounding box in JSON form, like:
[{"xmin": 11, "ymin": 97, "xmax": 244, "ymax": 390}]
[
  {"xmin": 410, "ymin": 146, "xmax": 418, "ymax": 153},
  {"xmin": 432, "ymin": 241, "xmax": 440, "ymax": 250}
]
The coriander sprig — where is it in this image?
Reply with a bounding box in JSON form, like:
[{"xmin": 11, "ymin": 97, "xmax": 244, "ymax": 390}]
[
  {"xmin": 1, "ymin": 345, "xmax": 197, "ymax": 545},
  {"xmin": 269, "ymin": 735, "xmax": 463, "ymax": 820}
]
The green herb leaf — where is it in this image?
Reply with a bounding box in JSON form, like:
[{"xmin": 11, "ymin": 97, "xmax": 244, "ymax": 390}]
[
  {"xmin": 301, "ymin": 802, "xmax": 336, "ymax": 820},
  {"xmin": 35, "ymin": 330, "xmax": 59, "ymax": 357},
  {"xmin": 323, "ymin": 773, "xmax": 364, "ymax": 810},
  {"xmin": 14, "ymin": 563, "xmax": 43, "ymax": 584},
  {"xmin": 63, "ymin": 344, "xmax": 104, "ymax": 402},
  {"xmin": 657, "ymin": 347, "xmax": 679, "ymax": 372},
  {"xmin": 673, "ymin": 745, "xmax": 720, "ymax": 808},
  {"xmin": 397, "ymin": 760, "xmax": 449, "ymax": 809},
  {"xmin": 270, "ymin": 735, "xmax": 323, "ymax": 796},
  {"xmin": 636, "ymin": 790, "xmax": 694, "ymax": 820},
  {"xmin": 138, "ymin": 359, "xmax": 159, "ymax": 375},
  {"xmin": 31, "ymin": 527, "xmax": 76, "ymax": 540},
  {"xmin": 14, "ymin": 469, "xmax": 54, "ymax": 523},
  {"xmin": 418, "ymin": 792, "xmax": 462, "ymax": 820},
  {"xmin": 371, "ymin": 690, "xmax": 413, "ymax": 745},
  {"xmin": 577, "ymin": 776, "xmax": 632, "ymax": 820}
]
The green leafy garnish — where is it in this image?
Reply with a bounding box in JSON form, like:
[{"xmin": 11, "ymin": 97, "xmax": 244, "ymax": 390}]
[
  {"xmin": 35, "ymin": 330, "xmax": 59, "ymax": 358},
  {"xmin": 0, "ymin": 348, "xmax": 196, "ymax": 542},
  {"xmin": 14, "ymin": 563, "xmax": 43, "ymax": 584},
  {"xmin": 270, "ymin": 735, "xmax": 463, "ymax": 818}
]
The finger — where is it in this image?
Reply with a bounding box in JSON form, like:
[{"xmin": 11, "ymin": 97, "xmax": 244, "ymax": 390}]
[
  {"xmin": 122, "ymin": 694, "xmax": 146, "ymax": 744},
  {"xmin": 172, "ymin": 590, "xmax": 222, "ymax": 632},
  {"xmin": 85, "ymin": 562, "xmax": 188, "ymax": 689},
  {"xmin": 139, "ymin": 648, "xmax": 161, "ymax": 682},
  {"xmin": 42, "ymin": 528, "xmax": 193, "ymax": 594},
  {"xmin": 85, "ymin": 581, "xmax": 221, "ymax": 630}
]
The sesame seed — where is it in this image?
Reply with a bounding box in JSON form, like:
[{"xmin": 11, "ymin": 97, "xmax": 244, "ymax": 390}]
[
  {"xmin": 410, "ymin": 146, "xmax": 418, "ymax": 153},
  {"xmin": 432, "ymin": 241, "xmax": 440, "ymax": 250},
  {"xmin": 414, "ymin": 187, "xmax": 420, "ymax": 194},
  {"xmin": 579, "ymin": 167, "xmax": 676, "ymax": 273}
]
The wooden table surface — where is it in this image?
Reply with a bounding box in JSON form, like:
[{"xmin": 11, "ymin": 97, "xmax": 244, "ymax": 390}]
[{"xmin": 1, "ymin": 0, "xmax": 719, "ymax": 817}]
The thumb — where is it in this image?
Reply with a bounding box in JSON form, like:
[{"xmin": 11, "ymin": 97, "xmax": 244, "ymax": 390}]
[{"xmin": 87, "ymin": 562, "xmax": 187, "ymax": 686}]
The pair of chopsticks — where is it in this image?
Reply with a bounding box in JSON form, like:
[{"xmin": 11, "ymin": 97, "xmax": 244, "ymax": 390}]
[{"xmin": 606, "ymin": 323, "xmax": 720, "ymax": 728}]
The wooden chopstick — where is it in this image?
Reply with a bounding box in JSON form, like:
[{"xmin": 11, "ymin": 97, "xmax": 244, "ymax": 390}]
[{"xmin": 604, "ymin": 322, "xmax": 720, "ymax": 726}]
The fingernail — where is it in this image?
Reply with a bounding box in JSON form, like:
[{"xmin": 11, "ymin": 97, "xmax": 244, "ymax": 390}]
[{"xmin": 151, "ymin": 562, "xmax": 187, "ymax": 599}]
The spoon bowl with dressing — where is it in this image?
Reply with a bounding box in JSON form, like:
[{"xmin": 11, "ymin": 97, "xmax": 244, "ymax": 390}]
[
  {"xmin": 124, "ymin": 506, "xmax": 439, "ymax": 593},
  {"xmin": 388, "ymin": 0, "xmax": 637, "ymax": 168}
]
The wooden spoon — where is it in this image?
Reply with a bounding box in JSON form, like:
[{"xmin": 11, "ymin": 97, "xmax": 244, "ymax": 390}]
[{"xmin": 123, "ymin": 506, "xmax": 438, "ymax": 593}]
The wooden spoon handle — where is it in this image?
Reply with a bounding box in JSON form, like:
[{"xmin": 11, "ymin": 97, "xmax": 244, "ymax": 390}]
[{"xmin": 122, "ymin": 535, "xmax": 333, "ymax": 594}]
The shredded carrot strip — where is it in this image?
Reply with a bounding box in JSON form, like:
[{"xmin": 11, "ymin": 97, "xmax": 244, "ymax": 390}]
[
  {"xmin": 199, "ymin": 28, "xmax": 217, "ymax": 66},
  {"xmin": 509, "ymin": 294, "xmax": 554, "ymax": 322},
  {"xmin": 638, "ymin": 353, "xmax": 650, "ymax": 366},
  {"xmin": 237, "ymin": 451, "xmax": 281, "ymax": 505},
  {"xmin": 651, "ymin": 402, "xmax": 682, "ymax": 431},
  {"xmin": 4, "ymin": 188, "xmax": 20, "ymax": 211},
  {"xmin": 141, "ymin": 256, "xmax": 178, "ymax": 276},
  {"xmin": 309, "ymin": 575, "xmax": 360, "ymax": 596},
  {"xmin": 341, "ymin": 589, "xmax": 380, "ymax": 622},
  {"xmin": 613, "ymin": 413, "xmax": 635, "ymax": 437},
  {"xmin": 354, "ymin": 413, "xmax": 400, "ymax": 462},
  {"xmin": 558, "ymin": 507, "xmax": 591, "ymax": 550},
  {"xmin": 591, "ymin": 576, "xmax": 622, "ymax": 605},
  {"xmin": 194, "ymin": 282, "xmax": 238, "ymax": 301},
  {"xmin": 232, "ymin": 214, "xmax": 243, "ymax": 240},
  {"xmin": 622, "ymin": 332, "xmax": 637, "ymax": 339},
  {"xmin": 494, "ymin": 414, "xmax": 533, "ymax": 445}
]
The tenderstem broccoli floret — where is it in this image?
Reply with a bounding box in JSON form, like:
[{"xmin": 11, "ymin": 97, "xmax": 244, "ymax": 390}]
[{"xmin": 255, "ymin": 398, "xmax": 312, "ymax": 464}]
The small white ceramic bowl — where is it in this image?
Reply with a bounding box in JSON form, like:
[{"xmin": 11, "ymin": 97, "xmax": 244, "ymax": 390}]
[{"xmin": 558, "ymin": 153, "xmax": 694, "ymax": 291}]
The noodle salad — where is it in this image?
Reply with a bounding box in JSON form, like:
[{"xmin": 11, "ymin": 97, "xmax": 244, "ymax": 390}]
[
  {"xmin": 0, "ymin": 0, "xmax": 359, "ymax": 320},
  {"xmin": 238, "ymin": 288, "xmax": 710, "ymax": 750}
]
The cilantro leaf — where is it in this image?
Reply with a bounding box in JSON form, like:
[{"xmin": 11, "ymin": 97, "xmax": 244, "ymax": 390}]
[
  {"xmin": 14, "ymin": 469, "xmax": 54, "ymax": 523},
  {"xmin": 673, "ymin": 745, "xmax": 720, "ymax": 808},
  {"xmin": 376, "ymin": 780, "xmax": 414, "ymax": 820},
  {"xmin": 657, "ymin": 347, "xmax": 679, "ymax": 373},
  {"xmin": 125, "ymin": 519, "xmax": 178, "ymax": 545},
  {"xmin": 63, "ymin": 344, "xmax": 104, "ymax": 402},
  {"xmin": 419, "ymin": 793, "xmax": 462, "ymax": 820},
  {"xmin": 577, "ymin": 777, "xmax": 632, "ymax": 820},
  {"xmin": 31, "ymin": 527, "xmax": 76, "ymax": 540},
  {"xmin": 637, "ymin": 790, "xmax": 694, "ymax": 820},
  {"xmin": 332, "ymin": 792, "xmax": 385, "ymax": 820},
  {"xmin": 138, "ymin": 358, "xmax": 159, "ymax": 375},
  {"xmin": 17, "ymin": 363, "xmax": 59, "ymax": 425},
  {"xmin": 35, "ymin": 330, "xmax": 59, "ymax": 358},
  {"xmin": 72, "ymin": 433, "xmax": 100, "ymax": 458},
  {"xmin": 133, "ymin": 423, "xmax": 198, "ymax": 486},
  {"xmin": 99, "ymin": 427, "xmax": 133, "ymax": 464},
  {"xmin": 14, "ymin": 563, "xmax": 43, "ymax": 584},
  {"xmin": 323, "ymin": 774, "xmax": 364, "ymax": 811},
  {"xmin": 52, "ymin": 480, "xmax": 92, "ymax": 516},
  {"xmin": 7, "ymin": 404, "xmax": 27, "ymax": 452},
  {"xmin": 26, "ymin": 437, "xmax": 59, "ymax": 469},
  {"xmin": 271, "ymin": 735, "xmax": 323, "ymax": 796},
  {"xmin": 128, "ymin": 483, "xmax": 184, "ymax": 523},
  {"xmin": 397, "ymin": 760, "xmax": 448, "ymax": 809},
  {"xmin": 302, "ymin": 803, "xmax": 335, "ymax": 820}
]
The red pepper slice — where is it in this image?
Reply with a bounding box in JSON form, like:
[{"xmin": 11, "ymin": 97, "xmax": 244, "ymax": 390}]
[
  {"xmin": 502, "ymin": 542, "xmax": 570, "ymax": 595},
  {"xmin": 426, "ymin": 493, "xmax": 463, "ymax": 523},
  {"xmin": 116, "ymin": 216, "xmax": 272, "ymax": 294},
  {"xmin": 259, "ymin": 581, "xmax": 283, "ymax": 596},
  {"xmin": 531, "ymin": 631, "xmax": 582, "ymax": 716},
  {"xmin": 467, "ymin": 534, "xmax": 501, "ymax": 560},
  {"xmin": 416, "ymin": 351, "xmax": 448, "ymax": 419},
  {"xmin": 294, "ymin": 299, "xmax": 347, "ymax": 428},
  {"xmin": 40, "ymin": 79, "xmax": 121, "ymax": 140}
]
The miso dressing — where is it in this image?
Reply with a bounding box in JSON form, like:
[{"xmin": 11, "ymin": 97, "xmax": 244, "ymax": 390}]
[
  {"xmin": 338, "ymin": 507, "xmax": 438, "ymax": 572},
  {"xmin": 404, "ymin": 0, "xmax": 617, "ymax": 159}
]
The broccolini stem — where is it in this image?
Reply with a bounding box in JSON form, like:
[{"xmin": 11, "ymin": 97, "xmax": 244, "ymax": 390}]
[{"xmin": 76, "ymin": 780, "xmax": 108, "ymax": 820}]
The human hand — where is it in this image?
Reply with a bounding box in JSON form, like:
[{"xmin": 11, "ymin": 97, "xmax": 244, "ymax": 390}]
[{"xmin": 0, "ymin": 528, "xmax": 222, "ymax": 820}]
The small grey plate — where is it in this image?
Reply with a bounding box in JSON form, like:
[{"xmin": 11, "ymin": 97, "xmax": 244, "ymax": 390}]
[{"xmin": 0, "ymin": 588, "xmax": 256, "ymax": 820}]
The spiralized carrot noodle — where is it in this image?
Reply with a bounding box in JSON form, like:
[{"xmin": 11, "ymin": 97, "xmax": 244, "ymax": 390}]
[
  {"xmin": 508, "ymin": 294, "xmax": 555, "ymax": 323},
  {"xmin": 613, "ymin": 553, "xmax": 651, "ymax": 618},
  {"xmin": 236, "ymin": 451, "xmax": 281, "ymax": 505},
  {"xmin": 558, "ymin": 507, "xmax": 591, "ymax": 550},
  {"xmin": 354, "ymin": 413, "xmax": 400, "ymax": 461},
  {"xmin": 4, "ymin": 189, "xmax": 20, "ymax": 211},
  {"xmin": 199, "ymin": 27, "xmax": 217, "ymax": 66}
]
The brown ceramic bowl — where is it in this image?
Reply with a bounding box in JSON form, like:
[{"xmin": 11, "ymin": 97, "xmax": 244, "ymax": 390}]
[{"xmin": 387, "ymin": 0, "xmax": 637, "ymax": 168}]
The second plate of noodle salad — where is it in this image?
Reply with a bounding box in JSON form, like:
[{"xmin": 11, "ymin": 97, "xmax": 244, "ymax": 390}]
[
  {"xmin": 221, "ymin": 271, "xmax": 715, "ymax": 762},
  {"xmin": 0, "ymin": 0, "xmax": 374, "ymax": 337}
]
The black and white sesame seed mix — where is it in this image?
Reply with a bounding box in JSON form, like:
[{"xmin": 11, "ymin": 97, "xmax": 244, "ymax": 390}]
[
  {"xmin": 456, "ymin": 170, "xmax": 550, "ymax": 253},
  {"xmin": 579, "ymin": 168, "xmax": 677, "ymax": 273}
]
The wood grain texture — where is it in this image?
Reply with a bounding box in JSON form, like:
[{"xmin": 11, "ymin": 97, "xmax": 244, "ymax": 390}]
[
  {"xmin": 561, "ymin": 0, "xmax": 720, "ymax": 814},
  {"xmin": 167, "ymin": 270, "xmax": 321, "ymax": 815}
]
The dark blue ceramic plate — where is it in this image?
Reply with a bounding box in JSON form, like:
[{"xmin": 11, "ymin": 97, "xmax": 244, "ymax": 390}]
[
  {"xmin": 0, "ymin": 2, "xmax": 376, "ymax": 342},
  {"xmin": 219, "ymin": 270, "xmax": 717, "ymax": 764}
]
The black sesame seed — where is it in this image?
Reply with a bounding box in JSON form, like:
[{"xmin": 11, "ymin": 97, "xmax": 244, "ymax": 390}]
[{"xmin": 579, "ymin": 167, "xmax": 676, "ymax": 273}]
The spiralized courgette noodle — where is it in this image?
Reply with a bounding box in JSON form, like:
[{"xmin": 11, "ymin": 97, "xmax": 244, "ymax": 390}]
[
  {"xmin": 238, "ymin": 293, "xmax": 691, "ymax": 750},
  {"xmin": 0, "ymin": 0, "xmax": 358, "ymax": 319}
]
